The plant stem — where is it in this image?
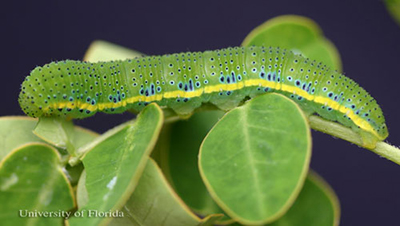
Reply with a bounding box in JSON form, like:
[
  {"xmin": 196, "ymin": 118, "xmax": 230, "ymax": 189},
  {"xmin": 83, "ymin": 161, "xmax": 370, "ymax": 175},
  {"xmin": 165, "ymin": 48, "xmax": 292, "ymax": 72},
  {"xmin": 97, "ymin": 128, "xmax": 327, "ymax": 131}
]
[{"xmin": 308, "ymin": 115, "xmax": 400, "ymax": 165}]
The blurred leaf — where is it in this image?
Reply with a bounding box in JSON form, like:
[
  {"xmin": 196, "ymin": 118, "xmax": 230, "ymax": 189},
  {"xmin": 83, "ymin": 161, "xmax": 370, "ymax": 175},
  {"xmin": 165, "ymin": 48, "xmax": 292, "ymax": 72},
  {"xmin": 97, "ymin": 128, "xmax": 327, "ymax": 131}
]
[
  {"xmin": 0, "ymin": 143, "xmax": 75, "ymax": 226},
  {"xmin": 83, "ymin": 40, "xmax": 144, "ymax": 62},
  {"xmin": 242, "ymin": 15, "xmax": 342, "ymax": 71},
  {"xmin": 68, "ymin": 103, "xmax": 163, "ymax": 226},
  {"xmin": 0, "ymin": 116, "xmax": 43, "ymax": 160},
  {"xmin": 154, "ymin": 111, "xmax": 233, "ymax": 224},
  {"xmin": 199, "ymin": 93, "xmax": 311, "ymax": 225},
  {"xmin": 33, "ymin": 117, "xmax": 74, "ymax": 150},
  {"xmin": 110, "ymin": 158, "xmax": 223, "ymax": 226},
  {"xmin": 33, "ymin": 117, "xmax": 97, "ymax": 156},
  {"xmin": 385, "ymin": 0, "xmax": 400, "ymax": 25},
  {"xmin": 268, "ymin": 171, "xmax": 340, "ymax": 226},
  {"xmin": 0, "ymin": 116, "xmax": 97, "ymax": 161},
  {"xmin": 76, "ymin": 170, "xmax": 88, "ymax": 209},
  {"xmin": 33, "ymin": 117, "xmax": 98, "ymax": 184}
]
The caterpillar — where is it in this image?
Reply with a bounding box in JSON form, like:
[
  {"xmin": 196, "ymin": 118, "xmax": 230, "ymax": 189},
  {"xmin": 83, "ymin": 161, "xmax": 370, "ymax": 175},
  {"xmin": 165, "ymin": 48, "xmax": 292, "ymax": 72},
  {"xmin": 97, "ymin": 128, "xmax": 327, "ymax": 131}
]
[{"xmin": 19, "ymin": 46, "xmax": 388, "ymax": 148}]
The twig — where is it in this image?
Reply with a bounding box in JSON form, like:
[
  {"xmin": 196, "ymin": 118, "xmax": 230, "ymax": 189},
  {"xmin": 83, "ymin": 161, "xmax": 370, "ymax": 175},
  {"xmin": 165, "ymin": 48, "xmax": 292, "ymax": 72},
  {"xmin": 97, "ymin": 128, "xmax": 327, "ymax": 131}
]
[{"xmin": 308, "ymin": 115, "xmax": 400, "ymax": 165}]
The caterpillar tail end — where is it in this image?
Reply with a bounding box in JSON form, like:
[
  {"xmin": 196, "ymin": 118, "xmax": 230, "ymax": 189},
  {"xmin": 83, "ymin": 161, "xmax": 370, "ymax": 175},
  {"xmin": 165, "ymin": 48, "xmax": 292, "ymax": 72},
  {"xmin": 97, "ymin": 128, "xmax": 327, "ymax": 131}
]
[{"xmin": 359, "ymin": 129, "xmax": 388, "ymax": 150}]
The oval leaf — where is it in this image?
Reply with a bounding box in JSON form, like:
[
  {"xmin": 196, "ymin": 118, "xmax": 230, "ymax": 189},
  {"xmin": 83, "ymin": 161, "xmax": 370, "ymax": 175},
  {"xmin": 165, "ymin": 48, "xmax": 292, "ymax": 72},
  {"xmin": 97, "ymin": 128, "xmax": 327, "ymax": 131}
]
[
  {"xmin": 242, "ymin": 15, "xmax": 341, "ymax": 71},
  {"xmin": 269, "ymin": 171, "xmax": 340, "ymax": 226},
  {"xmin": 67, "ymin": 103, "xmax": 163, "ymax": 226},
  {"xmin": 199, "ymin": 93, "xmax": 311, "ymax": 225},
  {"xmin": 0, "ymin": 143, "xmax": 75, "ymax": 226}
]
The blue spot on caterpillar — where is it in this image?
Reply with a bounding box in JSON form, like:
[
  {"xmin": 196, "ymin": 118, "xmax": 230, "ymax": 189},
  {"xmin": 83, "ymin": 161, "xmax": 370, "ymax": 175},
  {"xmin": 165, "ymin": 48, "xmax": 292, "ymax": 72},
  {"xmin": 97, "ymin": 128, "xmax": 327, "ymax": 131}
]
[{"xmin": 19, "ymin": 46, "xmax": 388, "ymax": 147}]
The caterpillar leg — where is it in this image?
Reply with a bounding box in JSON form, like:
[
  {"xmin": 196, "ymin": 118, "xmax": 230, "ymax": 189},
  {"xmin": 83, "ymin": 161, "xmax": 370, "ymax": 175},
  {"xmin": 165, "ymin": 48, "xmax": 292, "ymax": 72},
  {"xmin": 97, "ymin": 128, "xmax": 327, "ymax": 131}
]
[
  {"xmin": 127, "ymin": 108, "xmax": 139, "ymax": 114},
  {"xmin": 163, "ymin": 108, "xmax": 192, "ymax": 123},
  {"xmin": 359, "ymin": 130, "xmax": 379, "ymax": 149},
  {"xmin": 176, "ymin": 112, "xmax": 193, "ymax": 120}
]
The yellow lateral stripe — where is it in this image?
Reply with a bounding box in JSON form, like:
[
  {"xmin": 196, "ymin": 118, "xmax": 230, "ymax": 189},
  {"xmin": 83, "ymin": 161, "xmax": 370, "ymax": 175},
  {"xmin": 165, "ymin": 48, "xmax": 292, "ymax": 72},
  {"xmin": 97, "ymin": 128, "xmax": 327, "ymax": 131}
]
[
  {"xmin": 43, "ymin": 78, "xmax": 380, "ymax": 139},
  {"xmin": 281, "ymin": 84, "xmax": 314, "ymax": 101},
  {"xmin": 204, "ymin": 82, "xmax": 245, "ymax": 93},
  {"xmin": 244, "ymin": 79, "xmax": 277, "ymax": 90}
]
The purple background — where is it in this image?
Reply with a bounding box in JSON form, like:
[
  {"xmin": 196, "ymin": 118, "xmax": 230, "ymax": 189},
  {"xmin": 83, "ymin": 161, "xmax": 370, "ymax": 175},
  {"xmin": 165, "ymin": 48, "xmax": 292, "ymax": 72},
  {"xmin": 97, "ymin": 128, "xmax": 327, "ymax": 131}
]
[{"xmin": 2, "ymin": 1, "xmax": 400, "ymax": 225}]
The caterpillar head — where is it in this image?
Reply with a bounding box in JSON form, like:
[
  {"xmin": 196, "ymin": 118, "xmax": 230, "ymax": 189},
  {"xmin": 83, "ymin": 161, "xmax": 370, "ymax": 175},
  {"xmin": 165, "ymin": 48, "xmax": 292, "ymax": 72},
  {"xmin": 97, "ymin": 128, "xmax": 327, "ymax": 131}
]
[
  {"xmin": 19, "ymin": 67, "xmax": 46, "ymax": 118},
  {"xmin": 19, "ymin": 60, "xmax": 96, "ymax": 118}
]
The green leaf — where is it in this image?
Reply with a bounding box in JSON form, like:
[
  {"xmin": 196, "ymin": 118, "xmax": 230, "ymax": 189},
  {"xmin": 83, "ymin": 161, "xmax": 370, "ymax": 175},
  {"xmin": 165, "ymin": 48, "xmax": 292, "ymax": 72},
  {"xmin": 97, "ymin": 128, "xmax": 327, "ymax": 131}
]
[
  {"xmin": 68, "ymin": 103, "xmax": 163, "ymax": 226},
  {"xmin": 70, "ymin": 120, "xmax": 132, "ymax": 166},
  {"xmin": 269, "ymin": 171, "xmax": 340, "ymax": 226},
  {"xmin": 76, "ymin": 170, "xmax": 89, "ymax": 208},
  {"xmin": 385, "ymin": 0, "xmax": 400, "ymax": 26},
  {"xmin": 33, "ymin": 117, "xmax": 74, "ymax": 150},
  {"xmin": 32, "ymin": 117, "xmax": 98, "ymax": 184},
  {"xmin": 199, "ymin": 93, "xmax": 311, "ymax": 225},
  {"xmin": 0, "ymin": 143, "xmax": 75, "ymax": 226},
  {"xmin": 0, "ymin": 116, "xmax": 97, "ymax": 161},
  {"xmin": 154, "ymin": 111, "xmax": 233, "ymax": 223},
  {"xmin": 109, "ymin": 158, "xmax": 223, "ymax": 226},
  {"xmin": 0, "ymin": 116, "xmax": 43, "ymax": 160},
  {"xmin": 33, "ymin": 117, "xmax": 97, "ymax": 157},
  {"xmin": 83, "ymin": 40, "xmax": 144, "ymax": 62},
  {"xmin": 242, "ymin": 15, "xmax": 342, "ymax": 71}
]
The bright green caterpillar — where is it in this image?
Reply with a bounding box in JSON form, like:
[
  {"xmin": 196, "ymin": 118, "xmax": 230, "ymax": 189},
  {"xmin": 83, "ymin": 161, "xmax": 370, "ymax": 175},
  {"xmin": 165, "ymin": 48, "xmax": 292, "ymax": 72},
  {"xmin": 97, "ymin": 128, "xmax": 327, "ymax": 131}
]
[{"xmin": 19, "ymin": 46, "xmax": 388, "ymax": 148}]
